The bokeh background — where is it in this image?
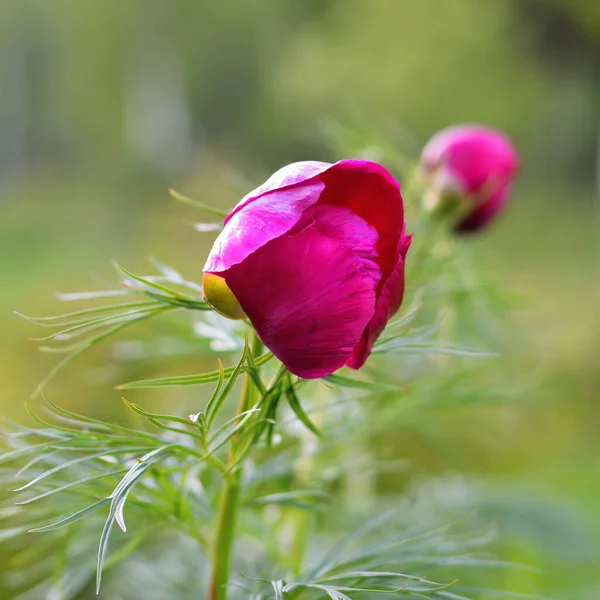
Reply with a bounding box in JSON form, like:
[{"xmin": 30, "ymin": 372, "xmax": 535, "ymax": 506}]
[{"xmin": 1, "ymin": 0, "xmax": 598, "ymax": 598}]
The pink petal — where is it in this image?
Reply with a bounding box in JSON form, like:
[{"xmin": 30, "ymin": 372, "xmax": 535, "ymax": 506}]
[
  {"xmin": 318, "ymin": 160, "xmax": 405, "ymax": 288},
  {"xmin": 204, "ymin": 159, "xmax": 404, "ymax": 277},
  {"xmin": 204, "ymin": 178, "xmax": 326, "ymax": 273},
  {"xmin": 346, "ymin": 232, "xmax": 412, "ymax": 369},
  {"xmin": 225, "ymin": 161, "xmax": 332, "ymax": 223},
  {"xmin": 421, "ymin": 125, "xmax": 518, "ymax": 195},
  {"xmin": 224, "ymin": 225, "xmax": 377, "ymax": 379},
  {"xmin": 205, "ymin": 161, "xmax": 333, "ymax": 273},
  {"xmin": 291, "ymin": 204, "xmax": 382, "ymax": 287}
]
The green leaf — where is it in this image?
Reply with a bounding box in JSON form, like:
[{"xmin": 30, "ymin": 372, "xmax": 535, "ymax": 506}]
[
  {"xmin": 323, "ymin": 373, "xmax": 400, "ymax": 393},
  {"xmin": 372, "ymin": 340, "xmax": 496, "ymax": 357},
  {"xmin": 225, "ymin": 419, "xmax": 277, "ymax": 472},
  {"xmin": 14, "ymin": 300, "xmax": 159, "ymax": 327},
  {"xmin": 244, "ymin": 348, "xmax": 268, "ymax": 395},
  {"xmin": 169, "ymin": 188, "xmax": 229, "ymax": 218},
  {"xmin": 207, "ymin": 408, "xmax": 261, "ymax": 446},
  {"xmin": 16, "ymin": 468, "xmax": 129, "ymax": 505},
  {"xmin": 122, "ymin": 399, "xmax": 203, "ymax": 431},
  {"xmin": 28, "ymin": 498, "xmax": 111, "ymax": 533},
  {"xmin": 55, "ymin": 289, "xmax": 129, "ymax": 301},
  {"xmin": 384, "ymin": 291, "xmax": 423, "ymax": 332},
  {"xmin": 12, "ymin": 447, "xmax": 152, "ymax": 492},
  {"xmin": 34, "ymin": 306, "xmax": 173, "ymax": 395},
  {"xmin": 16, "ymin": 449, "xmax": 62, "ymax": 477},
  {"xmin": 245, "ymin": 490, "xmax": 329, "ymax": 510},
  {"xmin": 205, "ymin": 344, "xmax": 249, "ymax": 429},
  {"xmin": 285, "ymin": 374, "xmax": 322, "ymax": 438},
  {"xmin": 0, "ymin": 440, "xmax": 62, "ymax": 466},
  {"xmin": 271, "ymin": 579, "xmax": 284, "ymax": 600},
  {"xmin": 116, "ymin": 351, "xmax": 273, "ymax": 389},
  {"xmin": 204, "ymin": 359, "xmax": 225, "ymax": 418},
  {"xmin": 142, "ymin": 291, "xmax": 212, "ymax": 311},
  {"xmin": 243, "ymin": 365, "xmax": 287, "ymax": 447},
  {"xmin": 319, "ymin": 570, "xmax": 452, "ymax": 586},
  {"xmin": 96, "ymin": 447, "xmax": 169, "ymax": 593},
  {"xmin": 42, "ymin": 392, "xmax": 161, "ymax": 443},
  {"xmin": 193, "ymin": 222, "xmax": 223, "ymax": 233},
  {"xmin": 28, "ymin": 305, "xmax": 164, "ymax": 342},
  {"xmin": 281, "ymin": 584, "xmax": 353, "ymax": 599},
  {"xmin": 114, "ymin": 263, "xmax": 197, "ymax": 302}
]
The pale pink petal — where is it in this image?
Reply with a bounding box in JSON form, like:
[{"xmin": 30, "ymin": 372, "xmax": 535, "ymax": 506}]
[
  {"xmin": 204, "ymin": 178, "xmax": 325, "ymax": 273},
  {"xmin": 225, "ymin": 161, "xmax": 332, "ymax": 223},
  {"xmin": 224, "ymin": 226, "xmax": 377, "ymax": 379}
]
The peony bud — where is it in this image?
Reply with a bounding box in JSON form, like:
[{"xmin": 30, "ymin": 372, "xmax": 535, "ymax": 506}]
[
  {"xmin": 420, "ymin": 125, "xmax": 518, "ymax": 233},
  {"xmin": 203, "ymin": 160, "xmax": 411, "ymax": 379}
]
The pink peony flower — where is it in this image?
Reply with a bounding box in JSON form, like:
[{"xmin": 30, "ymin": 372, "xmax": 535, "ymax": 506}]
[
  {"xmin": 203, "ymin": 159, "xmax": 411, "ymax": 379},
  {"xmin": 420, "ymin": 125, "xmax": 519, "ymax": 233}
]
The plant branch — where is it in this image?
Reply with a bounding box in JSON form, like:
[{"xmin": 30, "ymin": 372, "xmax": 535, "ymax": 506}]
[{"xmin": 209, "ymin": 331, "xmax": 263, "ymax": 600}]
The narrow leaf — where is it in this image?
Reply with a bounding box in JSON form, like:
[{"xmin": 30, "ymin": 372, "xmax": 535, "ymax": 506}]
[
  {"xmin": 206, "ymin": 345, "xmax": 248, "ymax": 429},
  {"xmin": 28, "ymin": 498, "xmax": 110, "ymax": 532},
  {"xmin": 116, "ymin": 352, "xmax": 273, "ymax": 390},
  {"xmin": 15, "ymin": 468, "xmax": 129, "ymax": 505},
  {"xmin": 115, "ymin": 264, "xmax": 196, "ymax": 301},
  {"xmin": 285, "ymin": 375, "xmax": 322, "ymax": 437},
  {"xmin": 169, "ymin": 188, "xmax": 228, "ymax": 218},
  {"xmin": 35, "ymin": 307, "xmax": 172, "ymax": 394},
  {"xmin": 14, "ymin": 300, "xmax": 157, "ymax": 326},
  {"xmin": 323, "ymin": 373, "xmax": 399, "ymax": 393}
]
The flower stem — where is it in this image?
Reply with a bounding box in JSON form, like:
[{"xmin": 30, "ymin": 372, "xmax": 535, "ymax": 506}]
[
  {"xmin": 209, "ymin": 469, "xmax": 241, "ymax": 600},
  {"xmin": 209, "ymin": 332, "xmax": 263, "ymax": 600}
]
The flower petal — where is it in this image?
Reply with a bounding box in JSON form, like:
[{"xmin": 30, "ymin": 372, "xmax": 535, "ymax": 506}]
[
  {"xmin": 346, "ymin": 232, "xmax": 412, "ymax": 369},
  {"xmin": 204, "ymin": 159, "xmax": 403, "ymax": 276},
  {"xmin": 225, "ymin": 161, "xmax": 332, "ymax": 223},
  {"xmin": 291, "ymin": 204, "xmax": 382, "ymax": 287},
  {"xmin": 205, "ymin": 162, "xmax": 334, "ymax": 274},
  {"xmin": 422, "ymin": 125, "xmax": 518, "ymax": 195},
  {"xmin": 204, "ymin": 178, "xmax": 326, "ymax": 273},
  {"xmin": 317, "ymin": 159, "xmax": 405, "ymax": 287},
  {"xmin": 224, "ymin": 226, "xmax": 377, "ymax": 379},
  {"xmin": 455, "ymin": 183, "xmax": 511, "ymax": 234}
]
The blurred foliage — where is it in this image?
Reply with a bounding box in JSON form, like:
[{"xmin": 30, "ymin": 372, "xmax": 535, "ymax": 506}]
[{"xmin": 0, "ymin": 0, "xmax": 598, "ymax": 598}]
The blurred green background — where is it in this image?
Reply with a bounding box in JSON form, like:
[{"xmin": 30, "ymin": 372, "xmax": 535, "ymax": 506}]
[{"xmin": 1, "ymin": 0, "xmax": 598, "ymax": 598}]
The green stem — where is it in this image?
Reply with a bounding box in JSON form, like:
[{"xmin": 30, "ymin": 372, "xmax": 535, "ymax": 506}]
[
  {"xmin": 209, "ymin": 332, "xmax": 263, "ymax": 600},
  {"xmin": 291, "ymin": 509, "xmax": 311, "ymax": 578},
  {"xmin": 209, "ymin": 469, "xmax": 241, "ymax": 600}
]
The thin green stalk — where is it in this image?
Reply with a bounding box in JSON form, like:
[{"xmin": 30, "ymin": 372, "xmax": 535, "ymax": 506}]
[
  {"xmin": 209, "ymin": 471, "xmax": 241, "ymax": 600},
  {"xmin": 209, "ymin": 332, "xmax": 263, "ymax": 600},
  {"xmin": 291, "ymin": 509, "xmax": 312, "ymax": 578},
  {"xmin": 289, "ymin": 392, "xmax": 321, "ymax": 579}
]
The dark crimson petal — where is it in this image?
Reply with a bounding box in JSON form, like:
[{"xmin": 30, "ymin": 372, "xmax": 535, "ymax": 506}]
[
  {"xmin": 455, "ymin": 183, "xmax": 511, "ymax": 234},
  {"xmin": 224, "ymin": 226, "xmax": 377, "ymax": 379},
  {"xmin": 317, "ymin": 159, "xmax": 405, "ymax": 289},
  {"xmin": 346, "ymin": 232, "xmax": 412, "ymax": 369}
]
